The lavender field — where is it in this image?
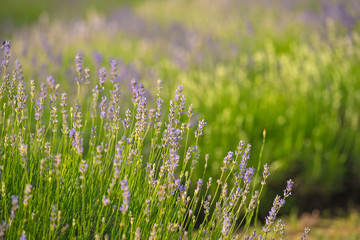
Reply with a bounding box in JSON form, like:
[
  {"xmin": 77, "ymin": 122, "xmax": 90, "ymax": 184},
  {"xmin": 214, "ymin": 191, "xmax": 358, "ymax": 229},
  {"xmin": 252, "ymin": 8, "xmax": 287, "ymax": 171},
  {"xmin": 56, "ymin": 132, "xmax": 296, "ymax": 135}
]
[{"xmin": 1, "ymin": 0, "xmax": 360, "ymax": 239}]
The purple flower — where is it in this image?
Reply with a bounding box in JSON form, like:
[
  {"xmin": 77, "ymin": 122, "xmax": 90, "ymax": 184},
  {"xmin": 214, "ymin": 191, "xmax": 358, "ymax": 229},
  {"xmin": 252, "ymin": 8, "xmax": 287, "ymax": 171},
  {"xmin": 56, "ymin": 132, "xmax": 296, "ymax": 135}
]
[
  {"xmin": 177, "ymin": 94, "xmax": 184, "ymax": 114},
  {"xmin": 79, "ymin": 161, "xmax": 88, "ymax": 176},
  {"xmin": 11, "ymin": 195, "xmax": 18, "ymax": 206},
  {"xmin": 157, "ymin": 184, "xmax": 166, "ymax": 202},
  {"xmin": 195, "ymin": 119, "xmax": 206, "ymax": 138},
  {"xmin": 221, "ymin": 215, "xmax": 231, "ymax": 236},
  {"xmin": 243, "ymin": 167, "xmax": 254, "ymax": 184},
  {"xmin": 156, "ymin": 79, "xmax": 162, "ymax": 97},
  {"xmin": 174, "ymin": 85, "xmax": 183, "ymax": 102},
  {"xmin": 235, "ymin": 140, "xmax": 245, "ymax": 156},
  {"xmin": 69, "ymin": 128, "xmax": 76, "ymax": 139},
  {"xmin": 75, "ymin": 53, "xmax": 82, "ymax": 73},
  {"xmin": 203, "ymin": 195, "xmax": 211, "ymax": 215},
  {"xmin": 102, "ymin": 195, "xmax": 110, "ymax": 206},
  {"xmin": 34, "ymin": 98, "xmax": 45, "ymax": 121},
  {"xmin": 73, "ymin": 102, "xmax": 83, "ymax": 129},
  {"xmin": 178, "ymin": 184, "xmax": 186, "ymax": 193},
  {"xmin": 119, "ymin": 179, "xmax": 130, "ymax": 213},
  {"xmin": 275, "ymin": 219, "xmax": 285, "ymax": 236},
  {"xmin": 283, "ymin": 179, "xmax": 294, "ymax": 198},
  {"xmin": 111, "ymin": 60, "xmax": 118, "ymax": 82},
  {"xmin": 50, "ymin": 204, "xmax": 58, "ymax": 231},
  {"xmin": 60, "ymin": 92, "xmax": 68, "ymax": 108},
  {"xmin": 229, "ymin": 187, "xmax": 242, "ymax": 208},
  {"xmin": 222, "ymin": 151, "xmax": 233, "ymax": 171},
  {"xmin": 71, "ymin": 130, "xmax": 84, "ymax": 155},
  {"xmin": 206, "ymin": 177, "xmax": 212, "ymax": 189},
  {"xmin": 20, "ymin": 231, "xmax": 27, "ymax": 240},
  {"xmin": 75, "ymin": 77, "xmax": 83, "ymax": 84},
  {"xmin": 99, "ymin": 67, "xmax": 107, "ymax": 87},
  {"xmin": 1, "ymin": 60, "xmax": 8, "ymax": 68},
  {"xmin": 167, "ymin": 149, "xmax": 180, "ymax": 177},
  {"xmin": 110, "ymin": 83, "xmax": 121, "ymax": 105},
  {"xmin": 261, "ymin": 163, "xmax": 270, "ymax": 185},
  {"xmin": 84, "ymin": 67, "xmax": 90, "ymax": 85},
  {"xmin": 14, "ymin": 59, "xmax": 24, "ymax": 81},
  {"xmin": 239, "ymin": 144, "xmax": 251, "ymax": 177},
  {"xmin": 195, "ymin": 179, "xmax": 203, "ymax": 194},
  {"xmin": 187, "ymin": 104, "xmax": 193, "ymax": 119},
  {"xmin": 155, "ymin": 99, "xmax": 163, "ymax": 130},
  {"xmin": 134, "ymin": 95, "xmax": 148, "ymax": 138},
  {"xmin": 301, "ymin": 227, "xmax": 310, "ymax": 240},
  {"xmin": 122, "ymin": 109, "xmax": 131, "ymax": 129},
  {"xmin": 99, "ymin": 96, "xmax": 107, "ymax": 119},
  {"xmin": 247, "ymin": 191, "xmax": 259, "ymax": 212},
  {"xmin": 168, "ymin": 100, "xmax": 175, "ymax": 123},
  {"xmin": 0, "ymin": 221, "xmax": 7, "ymax": 238},
  {"xmin": 23, "ymin": 184, "xmax": 32, "ymax": 206},
  {"xmin": 9, "ymin": 195, "xmax": 19, "ymax": 224},
  {"xmin": 1, "ymin": 40, "xmax": 11, "ymax": 68},
  {"xmin": 263, "ymin": 195, "xmax": 285, "ymax": 233},
  {"xmin": 134, "ymin": 227, "xmax": 141, "ymax": 240}
]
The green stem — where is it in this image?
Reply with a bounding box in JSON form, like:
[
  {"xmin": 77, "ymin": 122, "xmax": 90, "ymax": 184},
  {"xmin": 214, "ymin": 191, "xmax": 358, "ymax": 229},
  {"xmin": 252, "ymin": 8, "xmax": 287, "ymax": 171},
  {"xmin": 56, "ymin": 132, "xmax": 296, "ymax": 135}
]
[{"xmin": 253, "ymin": 129, "xmax": 266, "ymax": 227}]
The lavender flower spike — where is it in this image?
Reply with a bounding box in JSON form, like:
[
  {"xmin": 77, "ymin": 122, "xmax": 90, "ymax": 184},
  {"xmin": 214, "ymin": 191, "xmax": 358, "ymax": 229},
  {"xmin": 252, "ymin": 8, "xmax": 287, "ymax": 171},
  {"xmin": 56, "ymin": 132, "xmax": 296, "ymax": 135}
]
[
  {"xmin": 0, "ymin": 221, "xmax": 7, "ymax": 238},
  {"xmin": 261, "ymin": 163, "xmax": 270, "ymax": 186},
  {"xmin": 110, "ymin": 59, "xmax": 118, "ymax": 83},
  {"xmin": 1, "ymin": 40, "xmax": 11, "ymax": 68},
  {"xmin": 99, "ymin": 67, "xmax": 107, "ymax": 88},
  {"xmin": 20, "ymin": 231, "xmax": 27, "ymax": 240},
  {"xmin": 262, "ymin": 195, "xmax": 285, "ymax": 233},
  {"xmin": 75, "ymin": 53, "xmax": 82, "ymax": 73},
  {"xmin": 301, "ymin": 227, "xmax": 310, "ymax": 240},
  {"xmin": 283, "ymin": 179, "xmax": 294, "ymax": 198},
  {"xmin": 120, "ymin": 179, "xmax": 130, "ymax": 213},
  {"xmin": 195, "ymin": 119, "xmax": 206, "ymax": 138},
  {"xmin": 221, "ymin": 214, "xmax": 231, "ymax": 236},
  {"xmin": 102, "ymin": 195, "xmax": 110, "ymax": 206}
]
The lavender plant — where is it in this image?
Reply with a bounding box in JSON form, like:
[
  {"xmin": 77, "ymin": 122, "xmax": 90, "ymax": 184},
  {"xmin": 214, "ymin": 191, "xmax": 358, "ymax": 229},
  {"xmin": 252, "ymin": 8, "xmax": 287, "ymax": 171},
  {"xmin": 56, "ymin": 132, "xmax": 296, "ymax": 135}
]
[{"xmin": 0, "ymin": 41, "xmax": 308, "ymax": 239}]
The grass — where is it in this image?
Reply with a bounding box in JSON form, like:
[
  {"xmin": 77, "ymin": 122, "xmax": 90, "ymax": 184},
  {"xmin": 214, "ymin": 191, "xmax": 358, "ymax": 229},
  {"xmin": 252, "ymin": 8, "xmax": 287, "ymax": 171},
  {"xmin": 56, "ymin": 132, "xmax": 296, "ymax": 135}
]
[
  {"xmin": 0, "ymin": 40, "xmax": 311, "ymax": 239},
  {"xmin": 1, "ymin": 0, "xmax": 359, "ymax": 234}
]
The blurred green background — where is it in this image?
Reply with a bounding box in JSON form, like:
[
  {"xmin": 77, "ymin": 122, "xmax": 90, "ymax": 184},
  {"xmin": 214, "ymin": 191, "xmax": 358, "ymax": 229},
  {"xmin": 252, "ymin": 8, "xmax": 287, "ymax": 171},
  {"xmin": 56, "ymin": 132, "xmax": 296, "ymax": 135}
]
[
  {"xmin": 0, "ymin": 0, "xmax": 142, "ymax": 34},
  {"xmin": 1, "ymin": 0, "xmax": 360, "ymax": 217}
]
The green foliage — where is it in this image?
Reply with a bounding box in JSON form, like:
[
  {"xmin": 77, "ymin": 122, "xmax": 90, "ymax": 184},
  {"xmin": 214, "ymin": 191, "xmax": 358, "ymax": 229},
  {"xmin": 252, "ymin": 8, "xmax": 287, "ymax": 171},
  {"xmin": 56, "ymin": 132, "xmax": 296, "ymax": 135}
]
[
  {"xmin": 0, "ymin": 41, "xmax": 303, "ymax": 239},
  {"xmin": 181, "ymin": 34, "xmax": 360, "ymax": 198},
  {"xmin": 0, "ymin": 0, "xmax": 142, "ymax": 28},
  {"xmin": 3, "ymin": 0, "xmax": 360, "ymax": 212}
]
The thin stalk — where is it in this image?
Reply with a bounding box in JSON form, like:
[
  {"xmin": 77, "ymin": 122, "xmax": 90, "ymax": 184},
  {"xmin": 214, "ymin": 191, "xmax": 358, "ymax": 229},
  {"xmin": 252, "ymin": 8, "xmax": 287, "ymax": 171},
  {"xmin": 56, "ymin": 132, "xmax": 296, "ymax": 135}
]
[{"xmin": 253, "ymin": 129, "xmax": 266, "ymax": 227}]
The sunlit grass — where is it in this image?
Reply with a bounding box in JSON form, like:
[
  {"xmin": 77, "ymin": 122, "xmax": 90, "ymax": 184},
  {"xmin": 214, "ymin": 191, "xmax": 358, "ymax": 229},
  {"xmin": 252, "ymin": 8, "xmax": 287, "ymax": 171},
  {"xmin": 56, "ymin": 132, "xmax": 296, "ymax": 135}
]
[
  {"xmin": 0, "ymin": 40, "xmax": 312, "ymax": 239},
  {"xmin": 2, "ymin": 0, "xmax": 360, "ymax": 220}
]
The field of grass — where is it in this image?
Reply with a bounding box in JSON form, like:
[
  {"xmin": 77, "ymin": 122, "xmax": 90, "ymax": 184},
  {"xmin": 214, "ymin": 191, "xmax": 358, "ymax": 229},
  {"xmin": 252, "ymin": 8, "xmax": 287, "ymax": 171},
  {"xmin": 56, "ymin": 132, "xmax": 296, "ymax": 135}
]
[
  {"xmin": 1, "ymin": 0, "xmax": 360, "ymax": 238},
  {"xmin": 0, "ymin": 40, "xmax": 304, "ymax": 239}
]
